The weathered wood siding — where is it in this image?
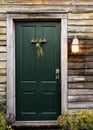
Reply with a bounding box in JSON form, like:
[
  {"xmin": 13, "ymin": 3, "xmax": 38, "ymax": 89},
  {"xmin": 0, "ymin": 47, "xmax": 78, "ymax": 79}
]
[
  {"xmin": 68, "ymin": 12, "xmax": 93, "ymax": 111},
  {"xmin": 0, "ymin": 0, "xmax": 93, "ymax": 111},
  {"xmin": 0, "ymin": 12, "xmax": 6, "ymax": 108}
]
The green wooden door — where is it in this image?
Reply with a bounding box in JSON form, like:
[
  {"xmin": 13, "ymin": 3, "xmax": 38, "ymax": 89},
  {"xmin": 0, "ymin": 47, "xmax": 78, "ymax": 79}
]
[{"xmin": 15, "ymin": 21, "xmax": 61, "ymax": 121}]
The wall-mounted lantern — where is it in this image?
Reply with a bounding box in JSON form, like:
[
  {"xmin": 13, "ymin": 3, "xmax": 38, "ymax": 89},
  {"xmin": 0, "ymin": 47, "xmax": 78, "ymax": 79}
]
[{"xmin": 71, "ymin": 36, "xmax": 79, "ymax": 54}]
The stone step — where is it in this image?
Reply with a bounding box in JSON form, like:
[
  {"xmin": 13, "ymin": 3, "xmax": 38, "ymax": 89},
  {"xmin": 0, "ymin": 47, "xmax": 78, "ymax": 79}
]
[{"xmin": 13, "ymin": 126, "xmax": 61, "ymax": 130}]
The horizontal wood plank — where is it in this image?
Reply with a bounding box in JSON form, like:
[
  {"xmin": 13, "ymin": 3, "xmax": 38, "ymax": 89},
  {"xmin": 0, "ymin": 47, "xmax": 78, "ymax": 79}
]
[
  {"xmin": 68, "ymin": 69, "xmax": 93, "ymax": 76},
  {"xmin": 0, "ymin": 76, "xmax": 6, "ymax": 83},
  {"xmin": 68, "ymin": 56, "xmax": 93, "ymax": 62},
  {"xmin": 68, "ymin": 76, "xmax": 93, "ymax": 82},
  {"xmin": 0, "ymin": 5, "xmax": 93, "ymax": 13},
  {"xmin": 68, "ymin": 82, "xmax": 93, "ymax": 89},
  {"xmin": 4, "ymin": 0, "xmax": 93, "ymax": 4},
  {"xmin": 68, "ymin": 13, "xmax": 93, "ymax": 20},
  {"xmin": 68, "ymin": 46, "xmax": 93, "ymax": 54},
  {"xmin": 0, "ymin": 83, "xmax": 6, "ymax": 87},
  {"xmin": 79, "ymin": 39, "xmax": 93, "ymax": 45},
  {"xmin": 68, "ymin": 39, "xmax": 93, "ymax": 46},
  {"xmin": 0, "ymin": 62, "xmax": 6, "ymax": 69},
  {"xmin": 0, "ymin": 14, "xmax": 6, "ymax": 21},
  {"xmin": 0, "ymin": 46, "xmax": 6, "ymax": 52},
  {"xmin": 0, "ymin": 41, "xmax": 6, "ymax": 45},
  {"xmin": 0, "ymin": 35, "xmax": 6, "ymax": 41},
  {"xmin": 1, "ymin": 0, "xmax": 93, "ymax": 4},
  {"xmin": 0, "ymin": 91, "xmax": 6, "ymax": 95},
  {"xmin": 0, "ymin": 28, "xmax": 6, "ymax": 34},
  {"xmin": 68, "ymin": 62, "xmax": 85, "ymax": 69},
  {"xmin": 68, "ymin": 108, "xmax": 93, "ymax": 112},
  {"xmin": 0, "ymin": 53, "xmax": 6, "ymax": 60},
  {"xmin": 0, "ymin": 21, "xmax": 6, "ymax": 27},
  {"xmin": 68, "ymin": 33, "xmax": 93, "ymax": 39},
  {"xmin": 0, "ymin": 69, "xmax": 6, "ymax": 76},
  {"xmin": 68, "ymin": 102, "xmax": 93, "ymax": 109},
  {"xmin": 68, "ymin": 95, "xmax": 93, "ymax": 102},
  {"xmin": 68, "ymin": 19, "xmax": 93, "ymax": 26},
  {"xmin": 68, "ymin": 89, "xmax": 93, "ymax": 95},
  {"xmin": 79, "ymin": 49, "xmax": 93, "ymax": 55},
  {"xmin": 68, "ymin": 26, "xmax": 93, "ymax": 33},
  {"xmin": 0, "ymin": 87, "xmax": 6, "ymax": 92},
  {"xmin": 68, "ymin": 62, "xmax": 93, "ymax": 69}
]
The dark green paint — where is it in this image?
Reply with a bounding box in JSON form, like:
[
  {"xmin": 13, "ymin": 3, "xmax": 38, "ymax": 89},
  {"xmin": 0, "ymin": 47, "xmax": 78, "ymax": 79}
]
[{"xmin": 15, "ymin": 21, "xmax": 61, "ymax": 121}]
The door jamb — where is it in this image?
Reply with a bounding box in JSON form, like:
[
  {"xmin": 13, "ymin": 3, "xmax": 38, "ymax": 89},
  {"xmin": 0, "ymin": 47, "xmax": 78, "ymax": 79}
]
[{"xmin": 7, "ymin": 13, "xmax": 68, "ymax": 124}]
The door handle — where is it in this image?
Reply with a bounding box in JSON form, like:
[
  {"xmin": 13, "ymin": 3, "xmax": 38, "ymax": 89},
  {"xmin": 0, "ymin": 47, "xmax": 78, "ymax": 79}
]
[{"xmin": 56, "ymin": 69, "xmax": 60, "ymax": 80}]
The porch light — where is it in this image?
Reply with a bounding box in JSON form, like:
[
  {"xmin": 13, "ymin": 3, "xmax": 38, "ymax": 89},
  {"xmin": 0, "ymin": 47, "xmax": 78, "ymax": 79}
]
[{"xmin": 71, "ymin": 35, "xmax": 79, "ymax": 54}]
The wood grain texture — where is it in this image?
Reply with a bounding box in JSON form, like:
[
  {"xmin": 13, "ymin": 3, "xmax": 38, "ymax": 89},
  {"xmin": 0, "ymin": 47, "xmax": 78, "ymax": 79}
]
[
  {"xmin": 0, "ymin": 28, "xmax": 6, "ymax": 34},
  {"xmin": 1, "ymin": 0, "xmax": 93, "ymax": 4},
  {"xmin": 0, "ymin": 76, "xmax": 6, "ymax": 83},
  {"xmin": 68, "ymin": 76, "xmax": 93, "ymax": 82},
  {"xmin": 0, "ymin": 14, "xmax": 6, "ymax": 20},
  {"xmin": 68, "ymin": 69, "xmax": 93, "ymax": 76},
  {"xmin": 68, "ymin": 89, "xmax": 93, "ymax": 95},
  {"xmin": 68, "ymin": 95, "xmax": 93, "ymax": 102},
  {"xmin": 0, "ymin": 62, "xmax": 6, "ymax": 69},
  {"xmin": 68, "ymin": 102, "xmax": 93, "ymax": 109},
  {"xmin": 0, "ymin": 46, "xmax": 6, "ymax": 52},
  {"xmin": 68, "ymin": 62, "xmax": 93, "ymax": 69},
  {"xmin": 68, "ymin": 82, "xmax": 93, "ymax": 89},
  {"xmin": 0, "ymin": 35, "xmax": 6, "ymax": 41},
  {"xmin": 68, "ymin": 20, "xmax": 93, "ymax": 26},
  {"xmin": 0, "ymin": 21, "xmax": 6, "ymax": 27},
  {"xmin": 0, "ymin": 41, "xmax": 6, "ymax": 45},
  {"xmin": 68, "ymin": 26, "xmax": 93, "ymax": 33},
  {"xmin": 68, "ymin": 56, "xmax": 93, "ymax": 62},
  {"xmin": 0, "ymin": 69, "xmax": 6, "ymax": 76},
  {"xmin": 68, "ymin": 13, "xmax": 93, "ymax": 19},
  {"xmin": 0, "ymin": 53, "xmax": 6, "ymax": 61},
  {"xmin": 0, "ymin": 4, "xmax": 93, "ymax": 13}
]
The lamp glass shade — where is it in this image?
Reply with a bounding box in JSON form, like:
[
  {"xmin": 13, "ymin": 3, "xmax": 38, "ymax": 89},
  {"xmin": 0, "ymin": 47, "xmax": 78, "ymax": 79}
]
[
  {"xmin": 71, "ymin": 36, "xmax": 79, "ymax": 54},
  {"xmin": 72, "ymin": 44, "xmax": 79, "ymax": 53}
]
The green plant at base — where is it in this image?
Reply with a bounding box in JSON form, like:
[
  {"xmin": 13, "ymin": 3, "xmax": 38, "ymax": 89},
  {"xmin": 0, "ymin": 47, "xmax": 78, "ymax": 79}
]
[
  {"xmin": 0, "ymin": 111, "xmax": 6, "ymax": 130},
  {"xmin": 0, "ymin": 111, "xmax": 14, "ymax": 130},
  {"xmin": 6, "ymin": 126, "xmax": 14, "ymax": 130},
  {"xmin": 57, "ymin": 109, "xmax": 93, "ymax": 130}
]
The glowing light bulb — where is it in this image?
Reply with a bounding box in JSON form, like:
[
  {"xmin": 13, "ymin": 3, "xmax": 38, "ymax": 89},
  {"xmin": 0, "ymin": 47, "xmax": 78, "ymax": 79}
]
[{"xmin": 71, "ymin": 36, "xmax": 79, "ymax": 54}]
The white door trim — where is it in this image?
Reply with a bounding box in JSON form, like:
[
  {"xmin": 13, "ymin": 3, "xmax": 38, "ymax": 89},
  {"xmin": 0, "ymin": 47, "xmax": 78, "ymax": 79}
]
[{"xmin": 7, "ymin": 13, "xmax": 68, "ymax": 123}]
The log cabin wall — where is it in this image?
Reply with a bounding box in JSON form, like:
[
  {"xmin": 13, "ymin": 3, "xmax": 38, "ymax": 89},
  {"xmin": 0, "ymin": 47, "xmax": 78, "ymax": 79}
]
[
  {"xmin": 68, "ymin": 13, "xmax": 93, "ymax": 111},
  {"xmin": 0, "ymin": 0, "xmax": 93, "ymax": 111}
]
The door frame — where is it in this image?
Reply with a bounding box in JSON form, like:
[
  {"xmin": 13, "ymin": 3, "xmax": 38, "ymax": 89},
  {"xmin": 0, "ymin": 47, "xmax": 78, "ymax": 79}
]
[{"xmin": 7, "ymin": 13, "xmax": 68, "ymax": 125}]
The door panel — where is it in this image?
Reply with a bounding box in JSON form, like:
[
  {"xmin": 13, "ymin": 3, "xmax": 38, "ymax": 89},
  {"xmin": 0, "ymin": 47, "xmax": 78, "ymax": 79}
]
[{"xmin": 15, "ymin": 21, "xmax": 61, "ymax": 121}]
